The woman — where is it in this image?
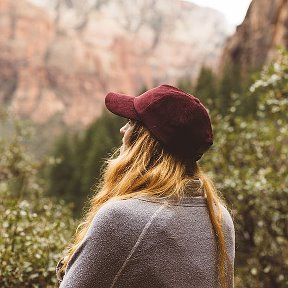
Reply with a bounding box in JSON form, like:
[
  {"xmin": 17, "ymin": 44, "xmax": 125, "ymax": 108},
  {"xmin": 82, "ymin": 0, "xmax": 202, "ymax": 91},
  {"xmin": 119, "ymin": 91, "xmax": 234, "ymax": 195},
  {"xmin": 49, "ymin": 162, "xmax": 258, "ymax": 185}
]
[{"xmin": 56, "ymin": 84, "xmax": 235, "ymax": 288}]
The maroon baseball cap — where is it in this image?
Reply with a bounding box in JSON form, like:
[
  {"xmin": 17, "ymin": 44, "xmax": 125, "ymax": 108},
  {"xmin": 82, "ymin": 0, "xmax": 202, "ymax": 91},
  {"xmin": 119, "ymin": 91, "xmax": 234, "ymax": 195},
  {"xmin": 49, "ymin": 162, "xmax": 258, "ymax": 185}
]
[{"xmin": 105, "ymin": 84, "xmax": 213, "ymax": 161}]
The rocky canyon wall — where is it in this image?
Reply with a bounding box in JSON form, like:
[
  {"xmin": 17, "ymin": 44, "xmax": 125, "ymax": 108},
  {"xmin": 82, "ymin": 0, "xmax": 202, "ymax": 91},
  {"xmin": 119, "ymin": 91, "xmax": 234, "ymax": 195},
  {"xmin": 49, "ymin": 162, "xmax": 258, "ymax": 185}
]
[
  {"xmin": 0, "ymin": 0, "xmax": 231, "ymax": 126},
  {"xmin": 220, "ymin": 0, "xmax": 288, "ymax": 74}
]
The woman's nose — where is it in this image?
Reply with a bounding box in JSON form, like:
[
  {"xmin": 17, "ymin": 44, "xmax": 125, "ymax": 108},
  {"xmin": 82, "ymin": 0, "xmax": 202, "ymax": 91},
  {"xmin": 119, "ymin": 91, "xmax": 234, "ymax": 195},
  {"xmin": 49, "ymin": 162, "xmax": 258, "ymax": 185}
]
[{"xmin": 120, "ymin": 123, "xmax": 128, "ymax": 134}]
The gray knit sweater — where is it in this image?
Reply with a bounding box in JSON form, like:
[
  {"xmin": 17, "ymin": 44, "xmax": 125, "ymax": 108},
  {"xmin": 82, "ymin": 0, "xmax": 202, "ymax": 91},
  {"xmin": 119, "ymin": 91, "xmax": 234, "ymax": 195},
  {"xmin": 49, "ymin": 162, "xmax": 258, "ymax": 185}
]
[{"xmin": 58, "ymin": 194, "xmax": 235, "ymax": 288}]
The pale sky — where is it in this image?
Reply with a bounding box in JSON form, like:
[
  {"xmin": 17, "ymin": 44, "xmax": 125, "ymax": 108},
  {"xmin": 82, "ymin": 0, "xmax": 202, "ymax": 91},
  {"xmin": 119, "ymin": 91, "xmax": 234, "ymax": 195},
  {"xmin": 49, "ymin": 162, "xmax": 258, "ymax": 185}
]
[{"xmin": 187, "ymin": 0, "xmax": 252, "ymax": 26}]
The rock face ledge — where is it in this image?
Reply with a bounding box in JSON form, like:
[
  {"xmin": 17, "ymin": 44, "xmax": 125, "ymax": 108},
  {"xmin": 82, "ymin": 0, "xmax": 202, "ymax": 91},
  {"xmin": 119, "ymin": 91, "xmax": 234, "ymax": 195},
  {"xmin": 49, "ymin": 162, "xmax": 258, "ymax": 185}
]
[
  {"xmin": 220, "ymin": 0, "xmax": 288, "ymax": 74},
  {"xmin": 0, "ymin": 0, "xmax": 230, "ymax": 126}
]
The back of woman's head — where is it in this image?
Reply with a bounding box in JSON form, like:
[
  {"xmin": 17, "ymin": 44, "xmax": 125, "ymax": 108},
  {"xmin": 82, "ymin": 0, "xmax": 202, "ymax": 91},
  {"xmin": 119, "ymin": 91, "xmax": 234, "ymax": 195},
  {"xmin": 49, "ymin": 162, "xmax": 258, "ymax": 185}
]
[{"xmin": 100, "ymin": 120, "xmax": 200, "ymax": 202}]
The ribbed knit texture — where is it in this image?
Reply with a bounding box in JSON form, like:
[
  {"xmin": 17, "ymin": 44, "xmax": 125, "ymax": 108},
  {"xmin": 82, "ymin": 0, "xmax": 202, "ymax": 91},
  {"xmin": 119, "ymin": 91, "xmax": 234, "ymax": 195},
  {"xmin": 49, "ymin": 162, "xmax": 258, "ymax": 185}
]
[{"xmin": 58, "ymin": 195, "xmax": 235, "ymax": 288}]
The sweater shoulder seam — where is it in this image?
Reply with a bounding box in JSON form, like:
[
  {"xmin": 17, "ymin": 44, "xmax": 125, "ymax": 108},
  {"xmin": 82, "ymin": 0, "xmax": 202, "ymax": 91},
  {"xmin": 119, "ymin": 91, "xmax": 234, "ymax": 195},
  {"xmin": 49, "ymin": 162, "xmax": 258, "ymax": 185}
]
[{"xmin": 109, "ymin": 204, "xmax": 166, "ymax": 288}]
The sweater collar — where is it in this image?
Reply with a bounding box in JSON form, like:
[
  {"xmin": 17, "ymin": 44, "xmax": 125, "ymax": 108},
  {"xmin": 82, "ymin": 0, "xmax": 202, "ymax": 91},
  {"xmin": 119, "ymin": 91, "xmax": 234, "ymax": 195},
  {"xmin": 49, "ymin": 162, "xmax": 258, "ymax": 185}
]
[{"xmin": 135, "ymin": 178, "xmax": 207, "ymax": 206}]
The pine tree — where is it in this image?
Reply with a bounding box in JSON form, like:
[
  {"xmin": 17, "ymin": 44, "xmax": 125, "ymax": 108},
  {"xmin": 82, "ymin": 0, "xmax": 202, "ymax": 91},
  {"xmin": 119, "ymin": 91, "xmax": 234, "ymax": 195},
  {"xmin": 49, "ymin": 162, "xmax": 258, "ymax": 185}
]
[
  {"xmin": 47, "ymin": 132, "xmax": 75, "ymax": 202},
  {"xmin": 47, "ymin": 111, "xmax": 125, "ymax": 215},
  {"xmin": 194, "ymin": 66, "xmax": 218, "ymax": 111},
  {"xmin": 82, "ymin": 111, "xmax": 125, "ymax": 198},
  {"xmin": 177, "ymin": 77, "xmax": 194, "ymax": 94}
]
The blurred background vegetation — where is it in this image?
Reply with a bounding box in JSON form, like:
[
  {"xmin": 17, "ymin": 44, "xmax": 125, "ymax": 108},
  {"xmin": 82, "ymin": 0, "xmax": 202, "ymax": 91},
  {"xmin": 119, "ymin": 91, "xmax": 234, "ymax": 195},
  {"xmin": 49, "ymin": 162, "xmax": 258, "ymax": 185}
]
[
  {"xmin": 0, "ymin": 0, "xmax": 287, "ymax": 287},
  {"xmin": 1, "ymin": 49, "xmax": 287, "ymax": 287}
]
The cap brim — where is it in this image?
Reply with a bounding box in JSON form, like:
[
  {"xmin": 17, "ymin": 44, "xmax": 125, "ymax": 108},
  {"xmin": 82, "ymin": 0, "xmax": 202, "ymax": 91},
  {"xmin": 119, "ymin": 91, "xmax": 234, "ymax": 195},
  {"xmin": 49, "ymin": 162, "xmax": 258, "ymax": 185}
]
[{"xmin": 105, "ymin": 92, "xmax": 141, "ymax": 121}]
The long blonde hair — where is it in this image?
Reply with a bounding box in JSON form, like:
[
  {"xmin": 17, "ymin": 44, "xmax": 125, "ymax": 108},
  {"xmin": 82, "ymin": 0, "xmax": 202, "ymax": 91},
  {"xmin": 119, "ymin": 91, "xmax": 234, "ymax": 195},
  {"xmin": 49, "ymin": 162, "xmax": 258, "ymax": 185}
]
[{"xmin": 59, "ymin": 121, "xmax": 231, "ymax": 287}]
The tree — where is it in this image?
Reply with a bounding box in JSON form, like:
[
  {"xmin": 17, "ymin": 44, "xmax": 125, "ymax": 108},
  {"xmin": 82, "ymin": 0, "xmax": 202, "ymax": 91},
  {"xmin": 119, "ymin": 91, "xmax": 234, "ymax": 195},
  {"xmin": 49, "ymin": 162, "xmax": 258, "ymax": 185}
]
[
  {"xmin": 47, "ymin": 111, "xmax": 125, "ymax": 215},
  {"xmin": 82, "ymin": 111, "xmax": 125, "ymax": 199},
  {"xmin": 47, "ymin": 132, "xmax": 75, "ymax": 202},
  {"xmin": 177, "ymin": 77, "xmax": 194, "ymax": 95},
  {"xmin": 194, "ymin": 66, "xmax": 218, "ymax": 111},
  {"xmin": 217, "ymin": 64, "xmax": 239, "ymax": 115}
]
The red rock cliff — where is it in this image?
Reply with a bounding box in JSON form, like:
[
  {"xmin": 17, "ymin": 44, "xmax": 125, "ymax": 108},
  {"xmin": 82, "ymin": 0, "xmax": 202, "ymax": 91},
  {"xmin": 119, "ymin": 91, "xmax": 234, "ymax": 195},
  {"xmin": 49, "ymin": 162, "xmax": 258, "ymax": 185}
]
[
  {"xmin": 220, "ymin": 0, "xmax": 288, "ymax": 74},
  {"xmin": 0, "ymin": 0, "xmax": 231, "ymax": 126}
]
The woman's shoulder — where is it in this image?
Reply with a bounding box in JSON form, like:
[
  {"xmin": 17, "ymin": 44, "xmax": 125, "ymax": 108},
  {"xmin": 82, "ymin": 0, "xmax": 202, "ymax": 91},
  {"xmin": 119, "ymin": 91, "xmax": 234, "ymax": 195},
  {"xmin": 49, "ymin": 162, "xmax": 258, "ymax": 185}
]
[
  {"xmin": 219, "ymin": 203, "xmax": 235, "ymax": 229},
  {"xmin": 95, "ymin": 197, "xmax": 161, "ymax": 219},
  {"xmin": 219, "ymin": 203, "xmax": 235, "ymax": 248},
  {"xmin": 87, "ymin": 197, "xmax": 161, "ymax": 236},
  {"xmin": 89, "ymin": 197, "xmax": 235, "ymax": 239}
]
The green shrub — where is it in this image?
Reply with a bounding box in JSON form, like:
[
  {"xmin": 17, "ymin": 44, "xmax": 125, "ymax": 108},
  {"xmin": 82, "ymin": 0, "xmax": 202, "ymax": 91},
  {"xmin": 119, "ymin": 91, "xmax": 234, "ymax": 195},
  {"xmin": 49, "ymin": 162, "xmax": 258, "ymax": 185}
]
[
  {"xmin": 202, "ymin": 49, "xmax": 288, "ymax": 288},
  {"xmin": 0, "ymin": 110, "xmax": 76, "ymax": 287}
]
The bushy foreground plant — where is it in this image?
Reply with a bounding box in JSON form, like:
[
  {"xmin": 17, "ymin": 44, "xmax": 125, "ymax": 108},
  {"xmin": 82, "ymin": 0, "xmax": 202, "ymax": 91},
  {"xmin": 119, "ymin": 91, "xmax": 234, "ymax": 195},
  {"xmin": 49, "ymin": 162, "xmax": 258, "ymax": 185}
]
[
  {"xmin": 0, "ymin": 110, "xmax": 76, "ymax": 287},
  {"xmin": 203, "ymin": 49, "xmax": 288, "ymax": 288}
]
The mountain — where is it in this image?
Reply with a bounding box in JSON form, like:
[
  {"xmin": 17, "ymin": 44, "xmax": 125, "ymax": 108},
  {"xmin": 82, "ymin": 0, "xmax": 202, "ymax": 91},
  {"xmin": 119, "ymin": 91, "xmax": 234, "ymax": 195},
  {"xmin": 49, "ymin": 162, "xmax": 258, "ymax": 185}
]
[
  {"xmin": 0, "ymin": 0, "xmax": 231, "ymax": 126},
  {"xmin": 220, "ymin": 0, "xmax": 288, "ymax": 74}
]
